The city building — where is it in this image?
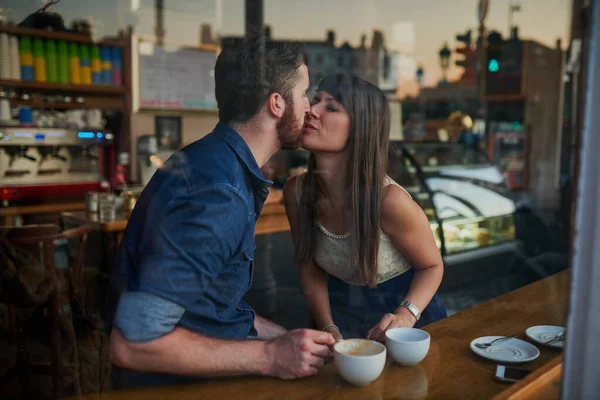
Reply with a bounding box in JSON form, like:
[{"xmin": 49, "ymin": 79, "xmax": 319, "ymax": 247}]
[
  {"xmin": 402, "ymin": 26, "xmax": 564, "ymax": 215},
  {"xmin": 485, "ymin": 27, "xmax": 564, "ymax": 213},
  {"xmin": 221, "ymin": 27, "xmax": 399, "ymax": 95}
]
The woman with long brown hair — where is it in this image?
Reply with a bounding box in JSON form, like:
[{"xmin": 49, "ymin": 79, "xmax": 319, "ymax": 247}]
[{"xmin": 283, "ymin": 74, "xmax": 447, "ymax": 342}]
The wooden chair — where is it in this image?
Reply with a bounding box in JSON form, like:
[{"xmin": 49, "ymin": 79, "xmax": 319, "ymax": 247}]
[{"xmin": 0, "ymin": 223, "xmax": 97, "ymax": 399}]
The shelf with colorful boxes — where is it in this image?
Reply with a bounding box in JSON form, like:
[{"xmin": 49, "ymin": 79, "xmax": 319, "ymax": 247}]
[{"xmin": 0, "ymin": 25, "xmax": 126, "ymax": 91}]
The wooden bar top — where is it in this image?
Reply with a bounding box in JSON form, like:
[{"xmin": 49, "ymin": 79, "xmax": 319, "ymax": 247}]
[
  {"xmin": 493, "ymin": 355, "xmax": 562, "ymax": 400},
  {"xmin": 256, "ymin": 203, "xmax": 290, "ymax": 235},
  {"xmin": 0, "ymin": 201, "xmax": 86, "ymax": 217},
  {"xmin": 60, "ymin": 190, "xmax": 291, "ymax": 235},
  {"xmin": 67, "ymin": 270, "xmax": 570, "ymax": 400},
  {"xmin": 1, "ymin": 201, "xmax": 87, "ymax": 227}
]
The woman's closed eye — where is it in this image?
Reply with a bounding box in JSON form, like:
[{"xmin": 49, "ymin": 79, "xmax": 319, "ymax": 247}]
[{"xmin": 310, "ymin": 98, "xmax": 338, "ymax": 112}]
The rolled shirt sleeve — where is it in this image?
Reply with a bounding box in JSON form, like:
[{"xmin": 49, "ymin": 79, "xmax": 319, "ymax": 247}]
[{"xmin": 114, "ymin": 183, "xmax": 250, "ymax": 343}]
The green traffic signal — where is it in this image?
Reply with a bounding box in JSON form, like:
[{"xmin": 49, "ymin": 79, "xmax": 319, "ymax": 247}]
[{"xmin": 488, "ymin": 59, "xmax": 499, "ymax": 72}]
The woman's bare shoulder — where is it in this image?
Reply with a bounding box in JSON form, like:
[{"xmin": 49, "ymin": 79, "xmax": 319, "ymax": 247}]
[{"xmin": 381, "ymin": 184, "xmax": 422, "ymax": 229}]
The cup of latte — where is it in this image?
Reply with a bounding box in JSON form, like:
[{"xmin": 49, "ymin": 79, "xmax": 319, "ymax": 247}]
[{"xmin": 333, "ymin": 339, "xmax": 387, "ymax": 386}]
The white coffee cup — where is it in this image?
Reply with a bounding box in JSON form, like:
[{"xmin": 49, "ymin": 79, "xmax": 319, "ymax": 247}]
[
  {"xmin": 385, "ymin": 328, "xmax": 430, "ymax": 367},
  {"xmin": 333, "ymin": 339, "xmax": 386, "ymax": 386}
]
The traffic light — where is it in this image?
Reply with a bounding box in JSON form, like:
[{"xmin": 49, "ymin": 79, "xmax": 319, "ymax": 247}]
[
  {"xmin": 486, "ymin": 31, "xmax": 504, "ymax": 73},
  {"xmin": 456, "ymin": 47, "xmax": 474, "ymax": 68},
  {"xmin": 485, "ymin": 30, "xmax": 523, "ymax": 95},
  {"xmin": 455, "ymin": 30, "xmax": 473, "ymax": 68},
  {"xmin": 488, "ymin": 59, "xmax": 499, "ymax": 72},
  {"xmin": 456, "ymin": 30, "xmax": 472, "ymax": 46}
]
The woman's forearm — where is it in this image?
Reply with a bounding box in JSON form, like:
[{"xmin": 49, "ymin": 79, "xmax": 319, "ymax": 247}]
[
  {"xmin": 299, "ymin": 261, "xmax": 335, "ymax": 329},
  {"xmin": 397, "ymin": 264, "xmax": 443, "ymax": 314}
]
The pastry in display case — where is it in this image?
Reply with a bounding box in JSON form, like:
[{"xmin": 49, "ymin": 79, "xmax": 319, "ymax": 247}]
[
  {"xmin": 439, "ymin": 214, "xmax": 516, "ymax": 254},
  {"xmin": 388, "ymin": 141, "xmax": 522, "ymax": 287}
]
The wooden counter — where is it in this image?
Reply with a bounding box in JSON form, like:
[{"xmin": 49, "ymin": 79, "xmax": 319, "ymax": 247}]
[
  {"xmin": 60, "ymin": 190, "xmax": 290, "ymax": 236},
  {"xmin": 62, "ymin": 204, "xmax": 289, "ymax": 235},
  {"xmin": 493, "ymin": 355, "xmax": 562, "ymax": 400},
  {"xmin": 61, "ymin": 210, "xmax": 128, "ymax": 233},
  {"xmin": 67, "ymin": 270, "xmax": 570, "ymax": 400},
  {"xmin": 0, "ymin": 201, "xmax": 86, "ymax": 226},
  {"xmin": 256, "ymin": 203, "xmax": 290, "ymax": 235}
]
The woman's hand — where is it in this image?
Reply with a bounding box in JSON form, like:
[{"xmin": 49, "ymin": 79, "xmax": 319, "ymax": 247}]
[
  {"xmin": 322, "ymin": 326, "xmax": 343, "ymax": 362},
  {"xmin": 323, "ymin": 326, "xmax": 344, "ymax": 343},
  {"xmin": 366, "ymin": 308, "xmax": 416, "ymax": 342}
]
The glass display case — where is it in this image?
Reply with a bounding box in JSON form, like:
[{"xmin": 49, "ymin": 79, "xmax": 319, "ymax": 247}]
[{"xmin": 388, "ymin": 141, "xmax": 518, "ymax": 257}]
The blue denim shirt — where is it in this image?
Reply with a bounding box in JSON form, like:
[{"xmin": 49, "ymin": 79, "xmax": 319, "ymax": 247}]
[{"xmin": 110, "ymin": 122, "xmax": 271, "ymax": 387}]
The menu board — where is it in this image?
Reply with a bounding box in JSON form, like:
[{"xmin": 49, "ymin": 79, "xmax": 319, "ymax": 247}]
[{"xmin": 138, "ymin": 39, "xmax": 218, "ymax": 111}]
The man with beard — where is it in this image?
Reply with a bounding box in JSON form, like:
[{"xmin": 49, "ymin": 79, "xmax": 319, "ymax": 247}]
[{"xmin": 108, "ymin": 34, "xmax": 335, "ymax": 388}]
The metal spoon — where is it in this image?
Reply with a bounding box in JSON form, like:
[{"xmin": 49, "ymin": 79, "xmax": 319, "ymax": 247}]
[
  {"xmin": 544, "ymin": 331, "xmax": 565, "ymax": 346},
  {"xmin": 474, "ymin": 336, "xmax": 516, "ymax": 349}
]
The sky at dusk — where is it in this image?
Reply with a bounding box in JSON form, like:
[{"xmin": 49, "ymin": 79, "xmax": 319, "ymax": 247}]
[{"xmin": 2, "ymin": 0, "xmax": 571, "ymax": 95}]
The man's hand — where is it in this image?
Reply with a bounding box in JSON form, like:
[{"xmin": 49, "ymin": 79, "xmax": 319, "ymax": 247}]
[
  {"xmin": 264, "ymin": 329, "xmax": 335, "ymax": 379},
  {"xmin": 366, "ymin": 308, "xmax": 417, "ymax": 342}
]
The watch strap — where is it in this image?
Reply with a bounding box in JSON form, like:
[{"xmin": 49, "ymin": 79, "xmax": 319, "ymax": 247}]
[{"xmin": 400, "ymin": 300, "xmax": 421, "ymax": 321}]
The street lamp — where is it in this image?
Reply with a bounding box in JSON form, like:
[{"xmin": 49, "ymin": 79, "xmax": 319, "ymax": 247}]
[
  {"xmin": 416, "ymin": 65, "xmax": 424, "ymax": 88},
  {"xmin": 416, "ymin": 65, "xmax": 425, "ymax": 137},
  {"xmin": 439, "ymin": 42, "xmax": 451, "ymax": 83}
]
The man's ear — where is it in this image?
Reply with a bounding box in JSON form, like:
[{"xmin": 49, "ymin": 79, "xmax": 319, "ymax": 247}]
[{"xmin": 267, "ymin": 92, "xmax": 286, "ymax": 118}]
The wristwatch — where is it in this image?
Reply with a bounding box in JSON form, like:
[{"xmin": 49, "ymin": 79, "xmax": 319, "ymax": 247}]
[{"xmin": 399, "ymin": 300, "xmax": 421, "ymax": 321}]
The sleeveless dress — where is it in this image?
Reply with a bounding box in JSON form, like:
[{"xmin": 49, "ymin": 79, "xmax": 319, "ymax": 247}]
[{"xmin": 295, "ymin": 174, "xmax": 447, "ymax": 338}]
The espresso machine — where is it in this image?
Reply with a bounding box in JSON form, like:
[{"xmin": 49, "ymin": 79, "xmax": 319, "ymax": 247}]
[{"xmin": 0, "ymin": 127, "xmax": 115, "ymax": 204}]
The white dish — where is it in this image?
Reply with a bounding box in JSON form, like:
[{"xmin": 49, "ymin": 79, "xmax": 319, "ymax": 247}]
[
  {"xmin": 525, "ymin": 325, "xmax": 565, "ymax": 349},
  {"xmin": 470, "ymin": 336, "xmax": 540, "ymax": 364}
]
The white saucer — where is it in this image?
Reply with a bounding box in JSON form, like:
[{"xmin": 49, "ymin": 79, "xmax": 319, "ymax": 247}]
[
  {"xmin": 525, "ymin": 325, "xmax": 565, "ymax": 349},
  {"xmin": 470, "ymin": 336, "xmax": 540, "ymax": 364}
]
